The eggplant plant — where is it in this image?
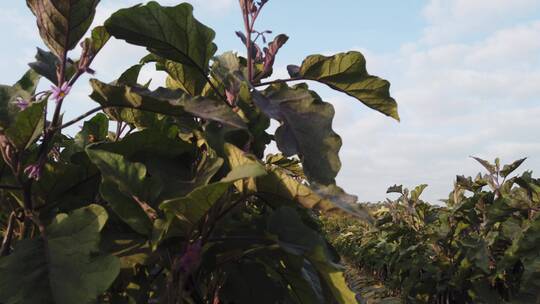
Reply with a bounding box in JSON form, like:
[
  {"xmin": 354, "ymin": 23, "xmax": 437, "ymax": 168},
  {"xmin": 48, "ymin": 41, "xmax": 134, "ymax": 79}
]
[
  {"xmin": 0, "ymin": 1, "xmax": 398, "ymax": 303},
  {"xmin": 324, "ymin": 158, "xmax": 540, "ymax": 303}
]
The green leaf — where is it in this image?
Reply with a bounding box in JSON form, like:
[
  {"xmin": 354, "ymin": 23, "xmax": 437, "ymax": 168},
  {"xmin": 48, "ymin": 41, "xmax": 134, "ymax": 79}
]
[
  {"xmin": 278, "ymin": 257, "xmax": 326, "ymax": 304},
  {"xmin": 61, "ymin": 113, "xmax": 109, "ymax": 159},
  {"xmin": 265, "ymin": 153, "xmax": 304, "ymax": 178},
  {"xmin": 89, "ymin": 79, "xmax": 246, "ymax": 129},
  {"xmin": 6, "ymin": 100, "xmax": 46, "ymax": 150},
  {"xmin": 87, "ymin": 25, "xmax": 110, "ymax": 54},
  {"xmin": 160, "ymin": 182, "xmax": 230, "ymax": 226},
  {"xmin": 311, "ymin": 183, "xmax": 373, "ymax": 222},
  {"xmin": 387, "ymin": 184, "xmax": 403, "ymax": 194},
  {"xmin": 471, "ymin": 156, "xmax": 497, "ymax": 175},
  {"xmin": 28, "ymin": 48, "xmax": 76, "ymax": 83},
  {"xmin": 257, "ymin": 167, "xmax": 371, "ymax": 221},
  {"xmin": 255, "ymin": 83, "xmax": 341, "ymax": 185},
  {"xmin": 95, "ymin": 128, "xmax": 194, "ymax": 160},
  {"xmin": 311, "ymin": 260, "xmax": 358, "ymax": 304},
  {"xmin": 289, "ymin": 51, "xmax": 399, "ymax": 120},
  {"xmin": 160, "ymin": 145, "xmax": 266, "ymax": 226},
  {"xmin": 267, "ymin": 207, "xmax": 357, "ymax": 304},
  {"xmin": 501, "ymin": 158, "xmax": 527, "ymax": 178},
  {"xmin": 33, "ymin": 160, "xmax": 100, "ymax": 213},
  {"xmin": 26, "ymin": 0, "xmax": 100, "ymax": 58},
  {"xmin": 268, "ymin": 207, "xmax": 325, "ymax": 255},
  {"xmin": 118, "ymin": 64, "xmax": 144, "ymax": 86},
  {"xmin": 220, "ymin": 261, "xmax": 286, "ymax": 304},
  {"xmin": 0, "ymin": 205, "xmax": 120, "ymax": 304},
  {"xmin": 222, "ymin": 143, "xmax": 267, "ymax": 183},
  {"xmin": 86, "ymin": 149, "xmax": 154, "ymax": 235},
  {"xmin": 104, "ymin": 2, "xmax": 216, "ymax": 70},
  {"xmin": 410, "ymin": 184, "xmax": 428, "ymax": 202},
  {"xmin": 162, "ymin": 60, "xmax": 207, "ymax": 95},
  {"xmin": 0, "ymin": 70, "xmax": 41, "ymax": 130}
]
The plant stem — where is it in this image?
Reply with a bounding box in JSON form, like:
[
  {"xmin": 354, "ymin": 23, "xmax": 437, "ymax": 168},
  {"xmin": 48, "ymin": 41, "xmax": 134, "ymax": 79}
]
[
  {"xmin": 55, "ymin": 106, "xmax": 105, "ymax": 131},
  {"xmin": 115, "ymin": 121, "xmax": 123, "ymax": 142},
  {"xmin": 0, "ymin": 184, "xmax": 22, "ymax": 190},
  {"xmin": 242, "ymin": 1, "xmax": 253, "ymax": 83},
  {"xmin": 0, "ymin": 212, "xmax": 16, "ymax": 256}
]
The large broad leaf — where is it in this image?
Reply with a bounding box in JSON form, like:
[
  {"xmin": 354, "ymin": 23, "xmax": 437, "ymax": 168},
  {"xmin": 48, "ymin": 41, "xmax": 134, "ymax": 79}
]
[
  {"xmin": 267, "ymin": 207, "xmax": 358, "ymax": 304},
  {"xmin": 160, "ymin": 144, "xmax": 266, "ymax": 226},
  {"xmin": 86, "ymin": 149, "xmax": 156, "ymax": 235},
  {"xmin": 220, "ymin": 261, "xmax": 286, "ymax": 304},
  {"xmin": 141, "ymin": 53, "xmax": 206, "ymax": 95},
  {"xmin": 104, "ymin": 2, "xmax": 216, "ymax": 71},
  {"xmin": 310, "ymin": 259, "xmax": 358, "ymax": 304},
  {"xmin": 89, "ymin": 79, "xmax": 246, "ymax": 129},
  {"xmin": 257, "ymin": 167, "xmax": 372, "ymax": 222},
  {"xmin": 160, "ymin": 182, "xmax": 230, "ymax": 227},
  {"xmin": 94, "ymin": 128, "xmax": 194, "ymax": 160},
  {"xmin": 268, "ymin": 207, "xmax": 326, "ymax": 255},
  {"xmin": 311, "ymin": 183, "xmax": 373, "ymax": 222},
  {"xmin": 0, "ymin": 205, "xmax": 119, "ymax": 304},
  {"xmin": 5, "ymin": 100, "xmax": 46, "ymax": 150},
  {"xmin": 254, "ymin": 83, "xmax": 341, "ymax": 185},
  {"xmin": 33, "ymin": 159, "xmax": 100, "ymax": 214},
  {"xmin": 161, "ymin": 59, "xmax": 207, "ymax": 96},
  {"xmin": 277, "ymin": 256, "xmax": 326, "ymax": 304},
  {"xmin": 0, "ymin": 70, "xmax": 41, "ymax": 130},
  {"xmin": 288, "ymin": 51, "xmax": 399, "ymax": 121},
  {"xmin": 26, "ymin": 0, "xmax": 100, "ymax": 58}
]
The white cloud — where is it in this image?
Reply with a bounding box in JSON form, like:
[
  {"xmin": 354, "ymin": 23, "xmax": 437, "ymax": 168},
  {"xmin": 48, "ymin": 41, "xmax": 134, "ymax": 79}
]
[
  {"xmin": 421, "ymin": 0, "xmax": 540, "ymax": 44},
  {"xmin": 329, "ymin": 1, "xmax": 540, "ymax": 202}
]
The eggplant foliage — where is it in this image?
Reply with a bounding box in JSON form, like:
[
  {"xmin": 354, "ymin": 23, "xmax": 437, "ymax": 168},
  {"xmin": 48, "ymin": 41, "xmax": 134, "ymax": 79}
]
[
  {"xmin": 0, "ymin": 1, "xmax": 399, "ymax": 303},
  {"xmin": 323, "ymin": 158, "xmax": 540, "ymax": 303}
]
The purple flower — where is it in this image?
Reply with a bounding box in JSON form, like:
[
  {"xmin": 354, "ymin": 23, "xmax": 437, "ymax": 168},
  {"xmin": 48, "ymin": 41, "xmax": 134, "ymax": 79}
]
[
  {"xmin": 13, "ymin": 97, "xmax": 30, "ymax": 111},
  {"xmin": 179, "ymin": 240, "xmax": 202, "ymax": 273},
  {"xmin": 24, "ymin": 164, "xmax": 42, "ymax": 181},
  {"xmin": 50, "ymin": 82, "xmax": 71, "ymax": 103}
]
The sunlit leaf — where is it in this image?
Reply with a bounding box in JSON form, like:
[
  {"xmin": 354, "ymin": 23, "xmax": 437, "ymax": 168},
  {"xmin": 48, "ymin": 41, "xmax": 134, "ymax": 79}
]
[
  {"xmin": 86, "ymin": 149, "xmax": 155, "ymax": 235},
  {"xmin": 160, "ymin": 144, "xmax": 266, "ymax": 226},
  {"xmin": 289, "ymin": 51, "xmax": 399, "ymax": 120},
  {"xmin": 26, "ymin": 0, "xmax": 100, "ymax": 57},
  {"xmin": 254, "ymin": 83, "xmax": 341, "ymax": 185},
  {"xmin": 104, "ymin": 2, "xmax": 216, "ymax": 71},
  {"xmin": 89, "ymin": 79, "xmax": 246, "ymax": 129}
]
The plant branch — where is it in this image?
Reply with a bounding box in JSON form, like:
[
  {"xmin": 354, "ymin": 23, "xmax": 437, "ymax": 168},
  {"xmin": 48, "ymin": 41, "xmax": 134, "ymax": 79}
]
[
  {"xmin": 55, "ymin": 106, "xmax": 105, "ymax": 131},
  {"xmin": 0, "ymin": 184, "xmax": 22, "ymax": 190},
  {"xmin": 0, "ymin": 212, "xmax": 17, "ymax": 256},
  {"xmin": 242, "ymin": 1, "xmax": 253, "ymax": 83}
]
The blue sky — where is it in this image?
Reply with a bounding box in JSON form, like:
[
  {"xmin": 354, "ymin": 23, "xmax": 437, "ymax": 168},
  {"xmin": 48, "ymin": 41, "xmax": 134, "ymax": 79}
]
[{"xmin": 1, "ymin": 0, "xmax": 539, "ymax": 203}]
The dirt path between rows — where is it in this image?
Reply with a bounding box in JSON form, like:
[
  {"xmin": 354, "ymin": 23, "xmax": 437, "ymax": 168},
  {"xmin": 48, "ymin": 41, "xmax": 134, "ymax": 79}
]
[{"xmin": 342, "ymin": 259, "xmax": 401, "ymax": 304}]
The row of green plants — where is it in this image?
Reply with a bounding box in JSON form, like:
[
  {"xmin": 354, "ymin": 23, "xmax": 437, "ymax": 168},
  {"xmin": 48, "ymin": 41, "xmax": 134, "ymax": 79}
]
[
  {"xmin": 323, "ymin": 158, "xmax": 540, "ymax": 303},
  {"xmin": 0, "ymin": 1, "xmax": 399, "ymax": 303}
]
